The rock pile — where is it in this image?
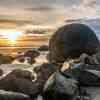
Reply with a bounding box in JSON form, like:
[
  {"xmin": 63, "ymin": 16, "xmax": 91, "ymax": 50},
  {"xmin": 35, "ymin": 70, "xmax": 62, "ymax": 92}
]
[{"xmin": 0, "ymin": 23, "xmax": 99, "ymax": 100}]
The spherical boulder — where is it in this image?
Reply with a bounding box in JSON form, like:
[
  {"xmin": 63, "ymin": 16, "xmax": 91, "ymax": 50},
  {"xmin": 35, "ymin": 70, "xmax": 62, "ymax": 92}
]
[{"xmin": 48, "ymin": 23, "xmax": 100, "ymax": 64}]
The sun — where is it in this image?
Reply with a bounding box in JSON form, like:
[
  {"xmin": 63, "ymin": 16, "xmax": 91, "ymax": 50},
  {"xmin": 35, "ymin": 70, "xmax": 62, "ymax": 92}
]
[{"xmin": 0, "ymin": 29, "xmax": 23, "ymax": 45}]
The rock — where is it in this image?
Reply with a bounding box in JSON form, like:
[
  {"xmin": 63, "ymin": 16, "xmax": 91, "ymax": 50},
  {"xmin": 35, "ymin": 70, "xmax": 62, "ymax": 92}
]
[
  {"xmin": 38, "ymin": 45, "xmax": 49, "ymax": 51},
  {"xmin": 0, "ymin": 69, "xmax": 34, "ymax": 92},
  {"xmin": 6, "ymin": 69, "xmax": 34, "ymax": 80},
  {"xmin": 43, "ymin": 71, "xmax": 78, "ymax": 100},
  {"xmin": 0, "ymin": 55, "xmax": 14, "ymax": 64},
  {"xmin": 24, "ymin": 50, "xmax": 40, "ymax": 59},
  {"xmin": 27, "ymin": 58, "xmax": 36, "ymax": 65},
  {"xmin": 92, "ymin": 52, "xmax": 100, "ymax": 64},
  {"xmin": 17, "ymin": 56, "xmax": 25, "ymax": 63},
  {"xmin": 34, "ymin": 63, "xmax": 57, "ymax": 81},
  {"xmin": 0, "ymin": 90, "xmax": 30, "ymax": 100},
  {"xmin": 13, "ymin": 78, "xmax": 41, "ymax": 96},
  {"xmin": 0, "ymin": 69, "xmax": 3, "ymax": 76},
  {"xmin": 48, "ymin": 23, "xmax": 100, "ymax": 64},
  {"xmin": 0, "ymin": 70, "xmax": 40, "ymax": 97},
  {"xmin": 34, "ymin": 95, "xmax": 44, "ymax": 100},
  {"xmin": 13, "ymin": 56, "xmax": 36, "ymax": 65},
  {"xmin": 79, "ymin": 53, "xmax": 97, "ymax": 64}
]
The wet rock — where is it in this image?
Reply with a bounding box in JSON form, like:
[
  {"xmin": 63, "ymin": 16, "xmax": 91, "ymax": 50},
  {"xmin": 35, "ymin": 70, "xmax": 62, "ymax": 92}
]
[
  {"xmin": 38, "ymin": 45, "xmax": 49, "ymax": 51},
  {"xmin": 27, "ymin": 58, "xmax": 36, "ymax": 65},
  {"xmin": 13, "ymin": 78, "xmax": 41, "ymax": 96},
  {"xmin": 43, "ymin": 71, "xmax": 78, "ymax": 100},
  {"xmin": 0, "ymin": 55, "xmax": 14, "ymax": 64},
  {"xmin": 0, "ymin": 69, "xmax": 34, "ymax": 91},
  {"xmin": 0, "ymin": 70, "xmax": 40, "ymax": 97},
  {"xmin": 79, "ymin": 53, "xmax": 97, "ymax": 64},
  {"xmin": 6, "ymin": 69, "xmax": 34, "ymax": 80},
  {"xmin": 24, "ymin": 50, "xmax": 40, "ymax": 59},
  {"xmin": 48, "ymin": 23, "xmax": 100, "ymax": 64},
  {"xmin": 92, "ymin": 52, "xmax": 100, "ymax": 64},
  {"xmin": 17, "ymin": 56, "xmax": 25, "ymax": 63},
  {"xmin": 34, "ymin": 95, "xmax": 43, "ymax": 100},
  {"xmin": 0, "ymin": 90, "xmax": 30, "ymax": 100},
  {"xmin": 0, "ymin": 69, "xmax": 3, "ymax": 76},
  {"xmin": 34, "ymin": 63, "xmax": 57, "ymax": 81},
  {"xmin": 13, "ymin": 56, "xmax": 36, "ymax": 65}
]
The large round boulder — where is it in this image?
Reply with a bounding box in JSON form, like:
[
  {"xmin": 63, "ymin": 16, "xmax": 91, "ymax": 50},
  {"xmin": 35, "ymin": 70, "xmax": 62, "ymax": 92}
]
[{"xmin": 48, "ymin": 23, "xmax": 100, "ymax": 64}]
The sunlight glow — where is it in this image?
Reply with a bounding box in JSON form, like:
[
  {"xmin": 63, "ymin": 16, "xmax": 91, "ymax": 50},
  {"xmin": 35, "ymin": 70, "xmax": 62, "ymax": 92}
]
[{"xmin": 0, "ymin": 29, "xmax": 23, "ymax": 45}]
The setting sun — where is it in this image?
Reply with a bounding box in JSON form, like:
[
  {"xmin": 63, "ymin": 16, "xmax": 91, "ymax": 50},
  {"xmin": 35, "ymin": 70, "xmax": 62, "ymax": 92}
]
[{"xmin": 0, "ymin": 29, "xmax": 23, "ymax": 45}]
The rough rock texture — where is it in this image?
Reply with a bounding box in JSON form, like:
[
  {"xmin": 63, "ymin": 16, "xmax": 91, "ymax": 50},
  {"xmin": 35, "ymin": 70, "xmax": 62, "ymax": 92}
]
[{"xmin": 48, "ymin": 23, "xmax": 100, "ymax": 64}]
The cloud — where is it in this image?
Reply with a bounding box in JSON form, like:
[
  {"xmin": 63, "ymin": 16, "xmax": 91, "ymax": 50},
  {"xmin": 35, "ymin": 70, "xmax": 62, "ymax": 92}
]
[
  {"xmin": 63, "ymin": 0, "xmax": 97, "ymax": 20},
  {"xmin": 82, "ymin": 0, "xmax": 96, "ymax": 7},
  {"xmin": 25, "ymin": 6, "xmax": 54, "ymax": 12},
  {"xmin": 0, "ymin": 0, "xmax": 98, "ymax": 26}
]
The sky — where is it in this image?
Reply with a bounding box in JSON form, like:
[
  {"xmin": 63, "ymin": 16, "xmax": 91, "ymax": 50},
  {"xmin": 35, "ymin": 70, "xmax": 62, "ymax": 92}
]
[
  {"xmin": 0, "ymin": 0, "xmax": 98, "ymax": 54},
  {"xmin": 0, "ymin": 0, "xmax": 98, "ymax": 27}
]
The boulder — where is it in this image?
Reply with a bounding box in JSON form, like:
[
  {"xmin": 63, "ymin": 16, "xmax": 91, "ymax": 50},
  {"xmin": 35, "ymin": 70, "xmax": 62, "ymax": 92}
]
[
  {"xmin": 0, "ymin": 90, "xmax": 30, "ymax": 100},
  {"xmin": 8, "ymin": 69, "xmax": 34, "ymax": 80},
  {"xmin": 0, "ymin": 74, "xmax": 39, "ymax": 97},
  {"xmin": 48, "ymin": 23, "xmax": 100, "ymax": 64},
  {"xmin": 43, "ymin": 71, "xmax": 79, "ymax": 100},
  {"xmin": 92, "ymin": 52, "xmax": 100, "ymax": 64},
  {"xmin": 24, "ymin": 50, "xmax": 40, "ymax": 59},
  {"xmin": 38, "ymin": 45, "xmax": 49, "ymax": 51},
  {"xmin": 0, "ymin": 69, "xmax": 3, "ymax": 76},
  {"xmin": 34, "ymin": 63, "xmax": 57, "ymax": 81},
  {"xmin": 0, "ymin": 55, "xmax": 14, "ymax": 64}
]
